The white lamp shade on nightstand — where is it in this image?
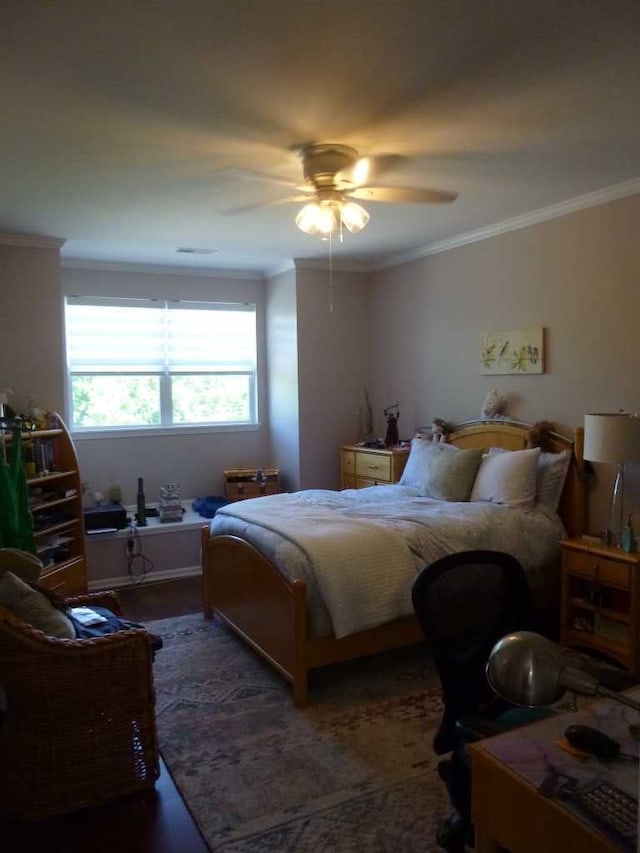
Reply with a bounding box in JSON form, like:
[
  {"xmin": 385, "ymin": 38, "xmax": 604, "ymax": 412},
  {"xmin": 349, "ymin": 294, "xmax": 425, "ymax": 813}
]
[
  {"xmin": 584, "ymin": 412, "xmax": 640, "ymax": 548},
  {"xmin": 583, "ymin": 413, "xmax": 640, "ymax": 464}
]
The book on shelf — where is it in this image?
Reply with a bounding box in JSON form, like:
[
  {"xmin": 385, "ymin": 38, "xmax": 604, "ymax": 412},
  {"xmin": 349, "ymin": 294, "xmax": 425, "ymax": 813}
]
[{"xmin": 25, "ymin": 437, "xmax": 56, "ymax": 476}]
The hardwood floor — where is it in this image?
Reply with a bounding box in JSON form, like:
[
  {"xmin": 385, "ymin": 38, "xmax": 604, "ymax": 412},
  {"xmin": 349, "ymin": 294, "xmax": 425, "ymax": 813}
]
[
  {"xmin": 116, "ymin": 574, "xmax": 204, "ymax": 622},
  {"xmin": 0, "ymin": 576, "xmax": 209, "ymax": 853}
]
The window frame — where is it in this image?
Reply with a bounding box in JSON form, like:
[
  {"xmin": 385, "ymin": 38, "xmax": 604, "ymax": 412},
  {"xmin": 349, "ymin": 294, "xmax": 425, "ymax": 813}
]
[{"xmin": 64, "ymin": 295, "xmax": 260, "ymax": 435}]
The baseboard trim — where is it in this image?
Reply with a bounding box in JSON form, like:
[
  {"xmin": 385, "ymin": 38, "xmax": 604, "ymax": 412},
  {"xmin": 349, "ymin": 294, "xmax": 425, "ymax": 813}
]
[{"xmin": 88, "ymin": 564, "xmax": 201, "ymax": 591}]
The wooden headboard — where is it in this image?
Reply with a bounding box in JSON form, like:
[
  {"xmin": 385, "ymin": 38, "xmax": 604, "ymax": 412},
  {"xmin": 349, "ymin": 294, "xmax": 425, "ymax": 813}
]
[{"xmin": 445, "ymin": 419, "xmax": 586, "ymax": 538}]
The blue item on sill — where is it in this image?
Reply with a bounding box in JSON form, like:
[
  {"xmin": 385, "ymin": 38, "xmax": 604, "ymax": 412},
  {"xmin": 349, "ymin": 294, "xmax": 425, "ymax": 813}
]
[{"xmin": 192, "ymin": 496, "xmax": 229, "ymax": 519}]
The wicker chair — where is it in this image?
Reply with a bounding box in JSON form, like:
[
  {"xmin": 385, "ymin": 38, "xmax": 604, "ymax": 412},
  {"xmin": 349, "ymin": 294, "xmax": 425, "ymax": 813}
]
[{"xmin": 0, "ymin": 590, "xmax": 160, "ymax": 821}]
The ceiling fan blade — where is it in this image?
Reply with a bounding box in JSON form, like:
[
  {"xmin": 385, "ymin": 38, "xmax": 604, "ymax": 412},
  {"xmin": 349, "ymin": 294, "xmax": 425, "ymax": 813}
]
[
  {"xmin": 335, "ymin": 155, "xmax": 405, "ymax": 189},
  {"xmin": 223, "ymin": 194, "xmax": 310, "ymax": 215},
  {"xmin": 346, "ymin": 186, "xmax": 458, "ymax": 205},
  {"xmin": 212, "ymin": 166, "xmax": 297, "ymax": 188}
]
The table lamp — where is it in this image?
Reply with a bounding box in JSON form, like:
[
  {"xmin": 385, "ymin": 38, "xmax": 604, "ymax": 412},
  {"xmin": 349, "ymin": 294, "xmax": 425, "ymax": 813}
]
[
  {"xmin": 486, "ymin": 631, "xmax": 640, "ymax": 713},
  {"xmin": 584, "ymin": 412, "xmax": 640, "ymax": 548}
]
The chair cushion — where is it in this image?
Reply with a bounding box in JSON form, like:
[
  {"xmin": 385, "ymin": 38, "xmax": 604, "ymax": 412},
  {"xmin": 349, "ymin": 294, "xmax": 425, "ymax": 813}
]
[
  {"xmin": 0, "ymin": 571, "xmax": 75, "ymax": 639},
  {"xmin": 0, "ymin": 549, "xmax": 43, "ymax": 584}
]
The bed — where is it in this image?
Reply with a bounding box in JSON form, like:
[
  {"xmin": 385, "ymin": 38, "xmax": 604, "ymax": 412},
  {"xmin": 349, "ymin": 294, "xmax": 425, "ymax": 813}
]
[{"xmin": 202, "ymin": 419, "xmax": 586, "ymax": 706}]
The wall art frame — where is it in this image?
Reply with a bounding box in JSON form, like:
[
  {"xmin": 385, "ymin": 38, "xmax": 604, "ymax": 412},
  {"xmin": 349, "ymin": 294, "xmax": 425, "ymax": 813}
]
[{"xmin": 480, "ymin": 326, "xmax": 544, "ymax": 375}]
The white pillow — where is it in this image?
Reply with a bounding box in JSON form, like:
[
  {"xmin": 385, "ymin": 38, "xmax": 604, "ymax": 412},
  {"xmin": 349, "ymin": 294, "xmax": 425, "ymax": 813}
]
[
  {"xmin": 536, "ymin": 450, "xmax": 571, "ymax": 511},
  {"xmin": 487, "ymin": 446, "xmax": 571, "ymax": 511},
  {"xmin": 470, "ymin": 447, "xmax": 541, "ymax": 510},
  {"xmin": 399, "ymin": 437, "xmax": 457, "ymax": 489}
]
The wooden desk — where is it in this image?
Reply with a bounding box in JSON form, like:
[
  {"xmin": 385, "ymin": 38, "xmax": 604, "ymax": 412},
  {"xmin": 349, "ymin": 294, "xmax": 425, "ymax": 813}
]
[{"xmin": 469, "ymin": 694, "xmax": 639, "ymax": 852}]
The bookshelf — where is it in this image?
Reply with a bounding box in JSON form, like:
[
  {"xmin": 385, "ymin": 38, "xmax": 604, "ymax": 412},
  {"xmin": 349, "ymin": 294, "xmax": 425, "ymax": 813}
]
[{"xmin": 2, "ymin": 413, "xmax": 87, "ymax": 595}]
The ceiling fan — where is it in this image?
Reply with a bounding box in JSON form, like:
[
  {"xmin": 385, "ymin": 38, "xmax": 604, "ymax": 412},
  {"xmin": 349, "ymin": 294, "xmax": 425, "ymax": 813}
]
[{"xmin": 224, "ymin": 143, "xmax": 458, "ymax": 238}]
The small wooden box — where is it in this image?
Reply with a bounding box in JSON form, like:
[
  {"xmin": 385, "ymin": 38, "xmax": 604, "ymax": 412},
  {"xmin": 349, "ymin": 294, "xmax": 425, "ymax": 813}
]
[{"xmin": 224, "ymin": 467, "xmax": 279, "ymax": 502}]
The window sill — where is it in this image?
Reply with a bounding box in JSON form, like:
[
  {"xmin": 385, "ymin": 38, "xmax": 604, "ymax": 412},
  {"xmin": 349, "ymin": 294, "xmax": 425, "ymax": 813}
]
[
  {"xmin": 73, "ymin": 422, "xmax": 261, "ymax": 440},
  {"xmin": 85, "ymin": 506, "xmax": 206, "ymax": 539}
]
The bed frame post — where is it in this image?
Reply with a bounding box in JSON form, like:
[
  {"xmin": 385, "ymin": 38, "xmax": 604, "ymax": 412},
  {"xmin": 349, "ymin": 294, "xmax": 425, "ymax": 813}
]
[
  {"xmin": 292, "ymin": 580, "xmax": 309, "ymax": 707},
  {"xmin": 202, "ymin": 525, "xmax": 214, "ymax": 618}
]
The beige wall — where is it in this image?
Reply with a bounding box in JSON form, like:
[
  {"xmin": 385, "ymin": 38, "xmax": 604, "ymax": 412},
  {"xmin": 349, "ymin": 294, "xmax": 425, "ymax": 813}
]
[
  {"xmin": 0, "ymin": 242, "xmax": 65, "ymax": 414},
  {"xmin": 266, "ymin": 264, "xmax": 372, "ymax": 491},
  {"xmin": 266, "ymin": 267, "xmax": 301, "ymax": 491},
  {"xmin": 368, "ymin": 193, "xmax": 640, "ymax": 533},
  {"xmin": 295, "ymin": 266, "xmax": 370, "ymax": 489}
]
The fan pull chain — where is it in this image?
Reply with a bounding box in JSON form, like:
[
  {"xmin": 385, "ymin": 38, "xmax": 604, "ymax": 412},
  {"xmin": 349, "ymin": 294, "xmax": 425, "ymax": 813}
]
[{"xmin": 329, "ymin": 231, "xmax": 334, "ymax": 313}]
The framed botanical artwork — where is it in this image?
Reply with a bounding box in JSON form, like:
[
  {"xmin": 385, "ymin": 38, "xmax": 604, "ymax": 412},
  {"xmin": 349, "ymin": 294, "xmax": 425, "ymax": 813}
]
[{"xmin": 480, "ymin": 327, "xmax": 544, "ymax": 375}]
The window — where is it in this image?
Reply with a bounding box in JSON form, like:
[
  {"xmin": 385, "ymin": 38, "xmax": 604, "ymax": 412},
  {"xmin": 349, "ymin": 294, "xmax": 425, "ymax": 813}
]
[{"xmin": 64, "ymin": 296, "xmax": 257, "ymax": 431}]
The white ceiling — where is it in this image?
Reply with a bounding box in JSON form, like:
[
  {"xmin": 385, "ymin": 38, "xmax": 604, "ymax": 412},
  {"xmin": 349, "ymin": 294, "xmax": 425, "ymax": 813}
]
[{"xmin": 1, "ymin": 0, "xmax": 639, "ymax": 275}]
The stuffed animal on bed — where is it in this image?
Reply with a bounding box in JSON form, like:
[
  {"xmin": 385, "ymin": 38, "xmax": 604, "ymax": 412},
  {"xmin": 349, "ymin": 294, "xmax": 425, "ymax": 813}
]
[
  {"xmin": 527, "ymin": 420, "xmax": 556, "ymax": 451},
  {"xmin": 431, "ymin": 418, "xmax": 451, "ymax": 443},
  {"xmin": 480, "ymin": 389, "xmax": 507, "ymax": 420}
]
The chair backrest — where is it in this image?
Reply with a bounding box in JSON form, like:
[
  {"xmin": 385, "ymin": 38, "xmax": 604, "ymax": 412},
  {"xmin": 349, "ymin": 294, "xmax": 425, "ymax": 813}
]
[
  {"xmin": 411, "ymin": 550, "xmax": 533, "ymax": 754},
  {"xmin": 0, "ymin": 597, "xmax": 159, "ymax": 821}
]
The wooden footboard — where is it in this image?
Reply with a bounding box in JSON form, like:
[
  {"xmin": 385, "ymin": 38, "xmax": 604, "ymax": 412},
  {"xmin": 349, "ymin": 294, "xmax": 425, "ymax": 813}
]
[{"xmin": 201, "ymin": 527, "xmax": 423, "ymax": 707}]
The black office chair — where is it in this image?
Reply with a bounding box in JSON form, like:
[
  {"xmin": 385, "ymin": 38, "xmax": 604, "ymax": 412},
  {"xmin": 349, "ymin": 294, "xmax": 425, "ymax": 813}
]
[{"xmin": 412, "ymin": 550, "xmax": 536, "ymax": 852}]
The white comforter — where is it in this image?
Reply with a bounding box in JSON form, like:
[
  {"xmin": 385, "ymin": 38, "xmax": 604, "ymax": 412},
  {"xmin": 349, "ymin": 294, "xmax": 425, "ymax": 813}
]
[{"xmin": 210, "ymin": 486, "xmax": 565, "ymax": 639}]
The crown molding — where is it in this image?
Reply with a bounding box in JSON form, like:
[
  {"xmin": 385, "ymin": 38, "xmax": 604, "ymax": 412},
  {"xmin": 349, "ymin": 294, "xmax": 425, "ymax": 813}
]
[
  {"xmin": 374, "ymin": 177, "xmax": 640, "ymax": 271},
  {"xmin": 293, "ymin": 257, "xmax": 371, "ymax": 273},
  {"xmin": 266, "ymin": 260, "xmax": 295, "ymax": 279},
  {"xmin": 17, "ymin": 177, "xmax": 638, "ymax": 277},
  {"xmin": 61, "ymin": 257, "xmax": 265, "ymax": 280},
  {"xmin": 0, "ymin": 232, "xmax": 66, "ymax": 249}
]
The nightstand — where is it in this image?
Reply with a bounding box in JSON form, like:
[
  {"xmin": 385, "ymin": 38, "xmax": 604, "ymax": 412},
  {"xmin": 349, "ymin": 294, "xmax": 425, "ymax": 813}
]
[
  {"xmin": 560, "ymin": 538, "xmax": 640, "ymax": 672},
  {"xmin": 340, "ymin": 444, "xmax": 410, "ymax": 489}
]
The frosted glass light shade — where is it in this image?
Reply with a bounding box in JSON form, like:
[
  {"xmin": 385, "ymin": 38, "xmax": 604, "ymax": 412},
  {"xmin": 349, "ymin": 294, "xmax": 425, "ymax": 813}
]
[
  {"xmin": 583, "ymin": 413, "xmax": 640, "ymax": 463},
  {"xmin": 295, "ymin": 202, "xmax": 334, "ymax": 236},
  {"xmin": 295, "ymin": 199, "xmax": 369, "ymax": 236},
  {"xmin": 340, "ymin": 201, "xmax": 369, "ymax": 233}
]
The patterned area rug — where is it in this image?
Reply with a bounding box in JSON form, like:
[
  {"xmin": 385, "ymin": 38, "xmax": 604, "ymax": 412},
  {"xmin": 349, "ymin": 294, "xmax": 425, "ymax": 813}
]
[{"xmin": 149, "ymin": 613, "xmax": 450, "ymax": 852}]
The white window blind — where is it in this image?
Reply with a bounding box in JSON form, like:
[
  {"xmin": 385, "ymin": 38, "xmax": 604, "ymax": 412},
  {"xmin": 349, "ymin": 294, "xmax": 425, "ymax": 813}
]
[{"xmin": 65, "ymin": 296, "xmax": 257, "ymax": 430}]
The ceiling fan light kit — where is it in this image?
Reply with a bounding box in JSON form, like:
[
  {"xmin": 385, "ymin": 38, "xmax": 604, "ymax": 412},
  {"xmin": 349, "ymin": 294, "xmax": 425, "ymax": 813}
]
[
  {"xmin": 227, "ymin": 142, "xmax": 456, "ymax": 240},
  {"xmin": 295, "ymin": 198, "xmax": 370, "ymax": 237}
]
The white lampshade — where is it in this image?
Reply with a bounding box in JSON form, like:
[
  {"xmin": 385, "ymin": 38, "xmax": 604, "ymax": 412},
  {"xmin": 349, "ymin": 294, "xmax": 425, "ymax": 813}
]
[{"xmin": 584, "ymin": 413, "xmax": 640, "ymax": 464}]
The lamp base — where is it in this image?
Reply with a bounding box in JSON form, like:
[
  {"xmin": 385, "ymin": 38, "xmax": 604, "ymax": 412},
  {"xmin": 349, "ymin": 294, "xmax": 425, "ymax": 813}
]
[
  {"xmin": 602, "ymin": 528, "xmax": 617, "ymax": 548},
  {"xmin": 607, "ymin": 463, "xmax": 625, "ymax": 550}
]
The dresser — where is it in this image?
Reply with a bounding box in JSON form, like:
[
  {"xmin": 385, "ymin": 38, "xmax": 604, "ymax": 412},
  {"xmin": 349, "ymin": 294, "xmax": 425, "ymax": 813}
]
[{"xmin": 340, "ymin": 444, "xmax": 410, "ymax": 489}]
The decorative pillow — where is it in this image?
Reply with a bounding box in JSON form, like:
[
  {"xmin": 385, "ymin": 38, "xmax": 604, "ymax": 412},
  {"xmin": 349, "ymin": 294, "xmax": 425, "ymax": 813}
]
[
  {"xmin": 470, "ymin": 447, "xmax": 541, "ymax": 510},
  {"xmin": 487, "ymin": 446, "xmax": 571, "ymax": 511},
  {"xmin": 420, "ymin": 447, "xmax": 483, "ymax": 501},
  {"xmin": 0, "ymin": 548, "xmax": 43, "ymax": 584},
  {"xmin": 536, "ymin": 450, "xmax": 571, "ymax": 511},
  {"xmin": 399, "ymin": 436, "xmax": 457, "ymax": 489},
  {"xmin": 0, "ymin": 571, "xmax": 75, "ymax": 639}
]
